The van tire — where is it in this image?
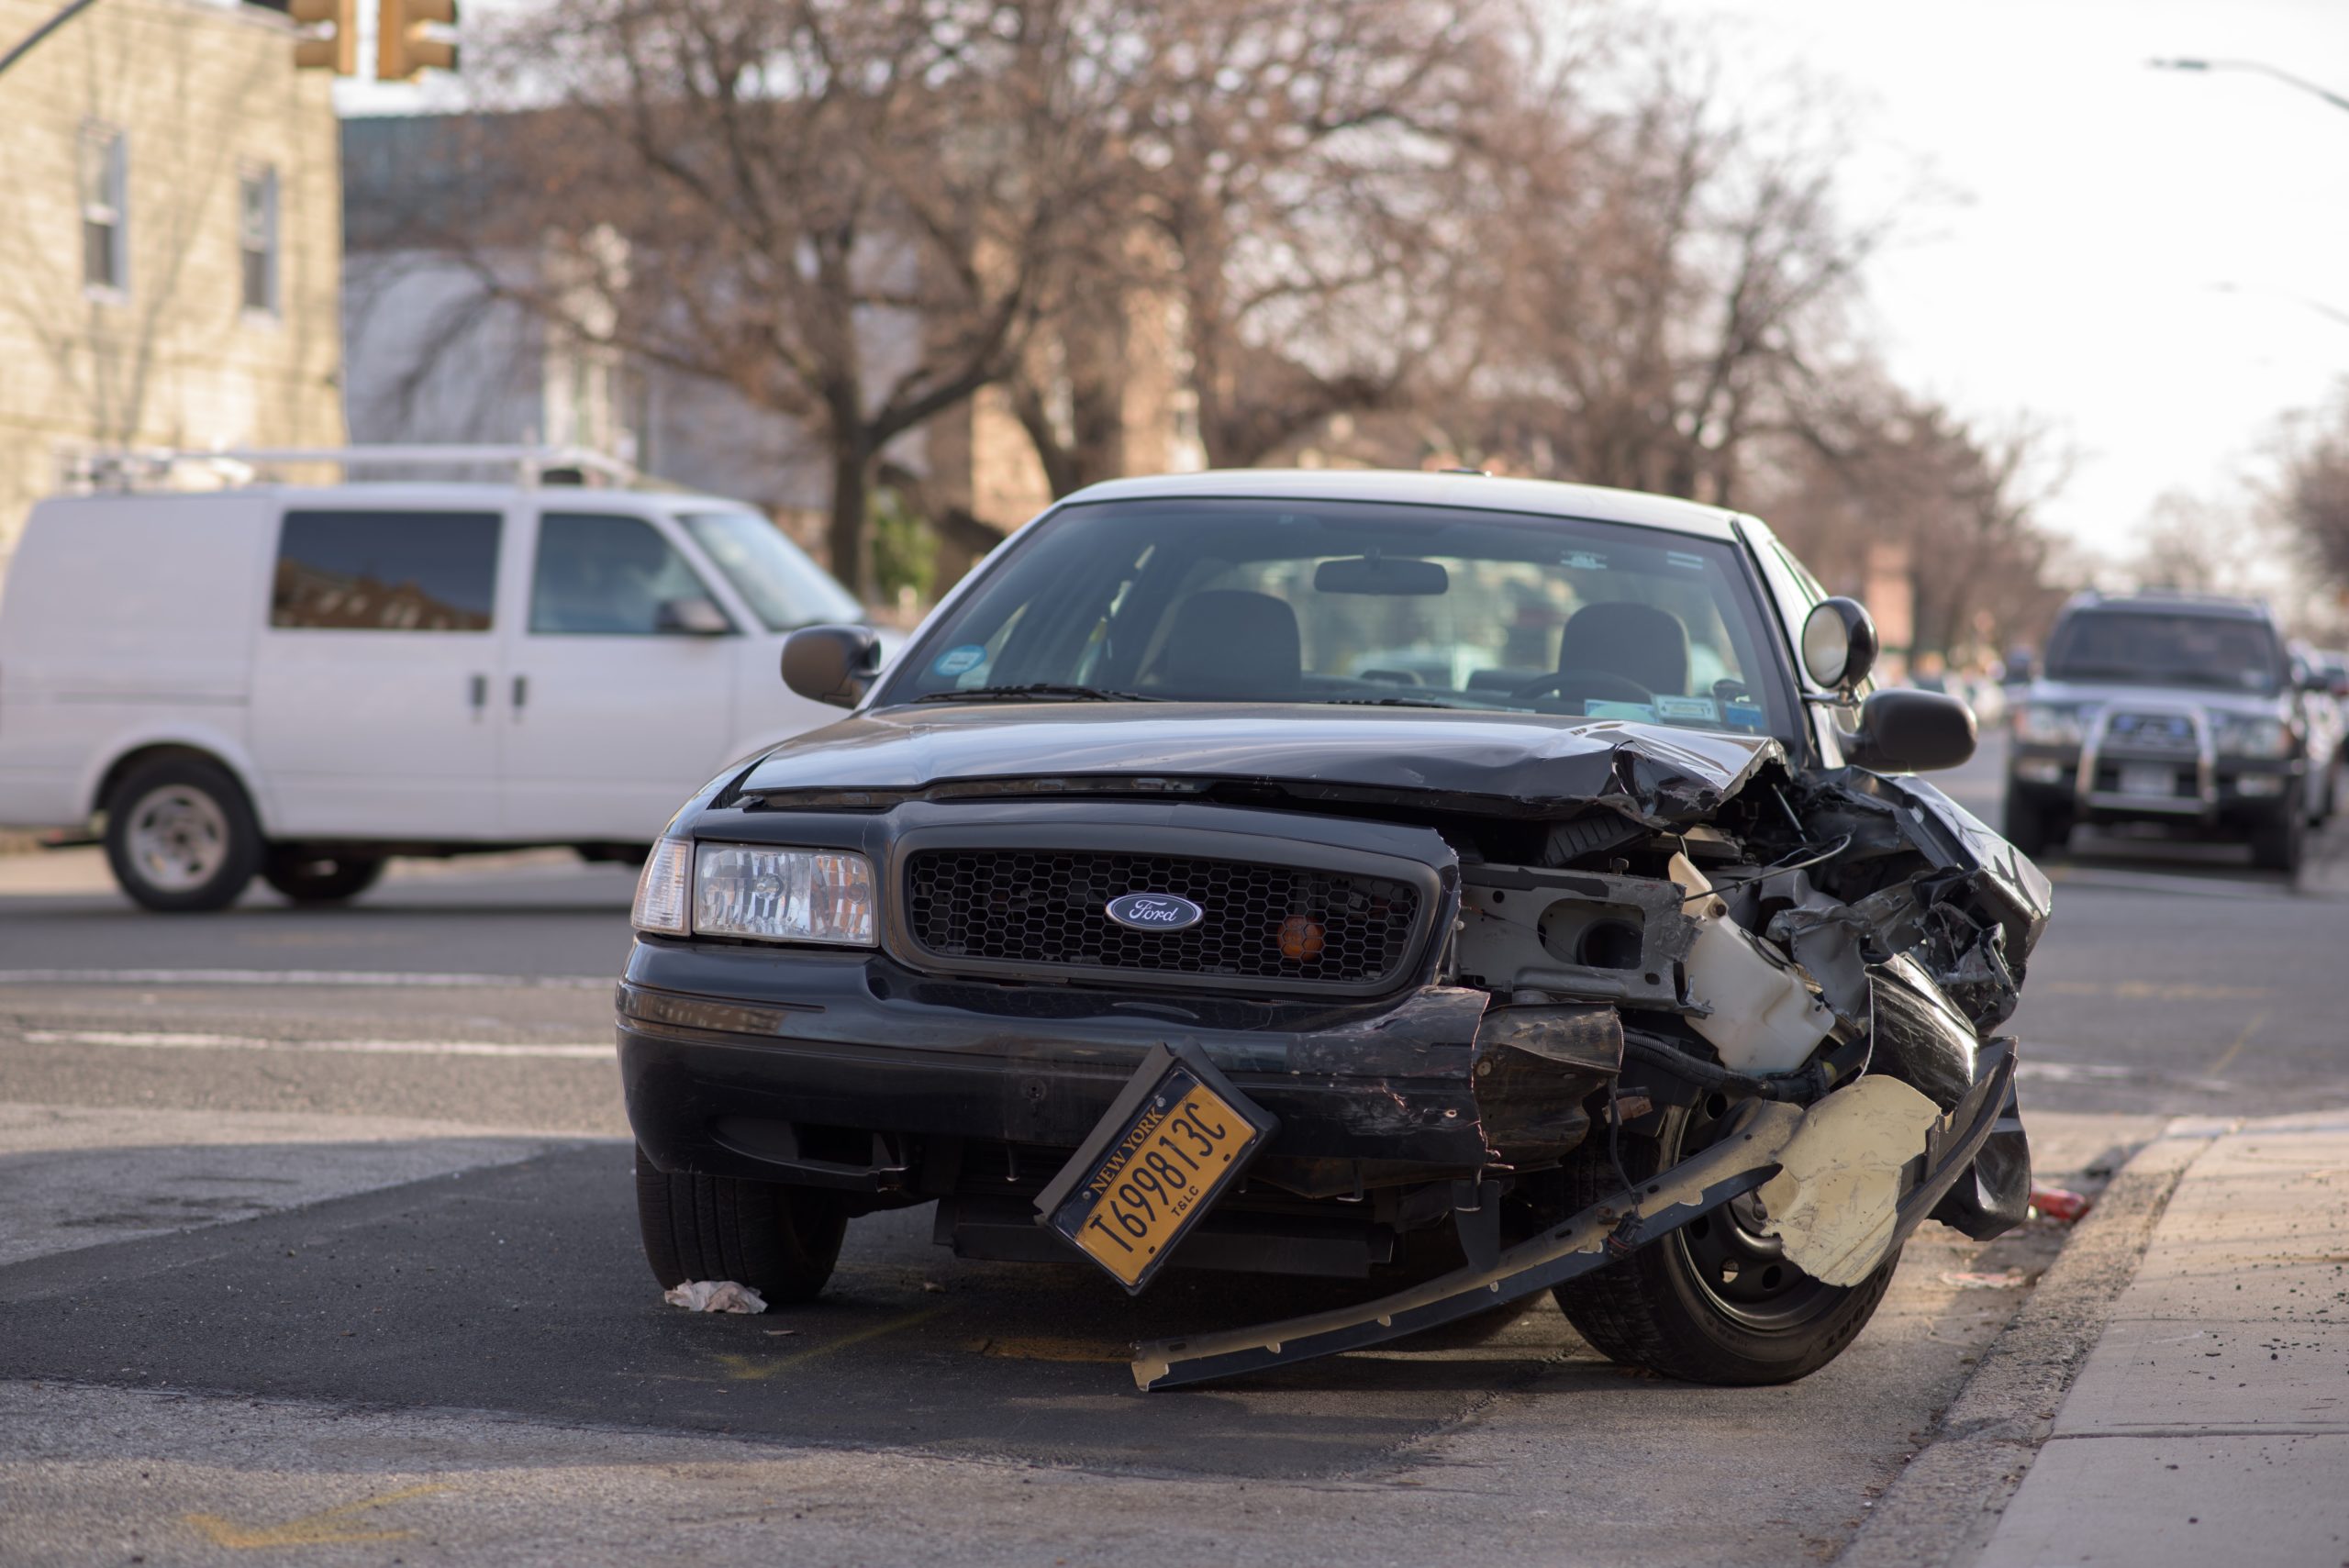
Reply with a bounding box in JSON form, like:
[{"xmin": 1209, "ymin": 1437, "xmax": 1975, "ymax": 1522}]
[
  {"xmin": 634, "ymin": 1145, "xmax": 846, "ymax": 1306},
  {"xmin": 103, "ymin": 756, "xmax": 263, "ymax": 913},
  {"xmin": 262, "ymin": 850, "xmax": 386, "ymax": 905}
]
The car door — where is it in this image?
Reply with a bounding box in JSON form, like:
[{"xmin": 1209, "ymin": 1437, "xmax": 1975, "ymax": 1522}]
[
  {"xmin": 500, "ymin": 506, "xmax": 739, "ymax": 844},
  {"xmin": 249, "ymin": 503, "xmax": 510, "ymax": 839}
]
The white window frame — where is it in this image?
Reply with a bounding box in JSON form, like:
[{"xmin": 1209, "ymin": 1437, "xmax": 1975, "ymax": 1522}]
[
  {"xmin": 238, "ymin": 163, "xmax": 280, "ymax": 319},
  {"xmin": 79, "ymin": 122, "xmax": 128, "ymax": 300}
]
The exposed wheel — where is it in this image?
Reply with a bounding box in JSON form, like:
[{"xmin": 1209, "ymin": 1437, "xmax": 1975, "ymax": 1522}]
[
  {"xmin": 2001, "ymin": 791, "xmax": 2061, "ymax": 860},
  {"xmin": 262, "ymin": 849, "xmax": 386, "ymax": 905},
  {"xmin": 2252, "ymin": 803, "xmax": 2305, "ymax": 874},
  {"xmin": 1549, "ymin": 1095, "xmax": 1898, "ymax": 1385},
  {"xmin": 103, "ymin": 756, "xmax": 263, "ymax": 913},
  {"xmin": 634, "ymin": 1144, "xmax": 846, "ymax": 1306}
]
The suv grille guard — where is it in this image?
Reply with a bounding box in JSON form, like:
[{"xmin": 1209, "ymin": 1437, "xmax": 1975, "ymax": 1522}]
[{"xmin": 2076, "ymin": 704, "xmax": 2215, "ymax": 815}]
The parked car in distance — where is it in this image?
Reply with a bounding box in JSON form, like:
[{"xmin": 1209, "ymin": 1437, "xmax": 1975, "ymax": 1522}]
[
  {"xmin": 619, "ymin": 468, "xmax": 2043, "ymax": 1394},
  {"xmin": 2005, "ymin": 590, "xmax": 2331, "ymax": 872},
  {"xmin": 0, "ymin": 449, "xmax": 879, "ymax": 911}
]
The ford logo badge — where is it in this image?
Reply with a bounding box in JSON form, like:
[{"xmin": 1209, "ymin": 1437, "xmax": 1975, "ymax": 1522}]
[{"xmin": 1106, "ymin": 892, "xmax": 1204, "ymax": 932}]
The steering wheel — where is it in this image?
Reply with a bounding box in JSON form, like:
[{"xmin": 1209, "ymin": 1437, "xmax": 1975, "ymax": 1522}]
[{"xmin": 1512, "ymin": 669, "xmax": 1658, "ymax": 707}]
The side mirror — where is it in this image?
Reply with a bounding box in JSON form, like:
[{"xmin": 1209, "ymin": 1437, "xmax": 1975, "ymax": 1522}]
[
  {"xmin": 656, "ymin": 596, "xmax": 730, "ymax": 636},
  {"xmin": 781, "ymin": 624, "xmax": 881, "ymax": 708},
  {"xmin": 1842, "ymin": 688, "xmax": 1977, "ymax": 773},
  {"xmin": 1800, "ymin": 597, "xmax": 1879, "ymax": 694}
]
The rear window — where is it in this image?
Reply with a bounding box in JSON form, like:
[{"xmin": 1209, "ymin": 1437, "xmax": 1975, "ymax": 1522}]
[
  {"xmin": 2045, "ymin": 609, "xmax": 2282, "ymax": 695},
  {"xmin": 271, "ymin": 510, "xmax": 502, "ymax": 631}
]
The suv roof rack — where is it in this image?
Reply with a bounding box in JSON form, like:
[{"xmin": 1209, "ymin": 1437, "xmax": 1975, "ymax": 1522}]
[
  {"xmin": 59, "ymin": 444, "xmax": 641, "ymax": 492},
  {"xmin": 2065, "ymin": 585, "xmax": 2272, "ymax": 617}
]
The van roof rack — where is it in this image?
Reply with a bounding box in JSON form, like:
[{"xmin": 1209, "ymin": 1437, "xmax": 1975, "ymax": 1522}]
[{"xmin": 61, "ymin": 444, "xmax": 641, "ymax": 492}]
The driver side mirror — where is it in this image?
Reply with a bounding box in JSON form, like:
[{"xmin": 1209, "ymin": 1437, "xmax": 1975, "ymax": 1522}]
[
  {"xmin": 1842, "ymin": 688, "xmax": 1977, "ymax": 773},
  {"xmin": 1800, "ymin": 597, "xmax": 1879, "ymax": 695},
  {"xmin": 655, "ymin": 596, "xmax": 730, "ymax": 636},
  {"xmin": 781, "ymin": 624, "xmax": 881, "ymax": 708}
]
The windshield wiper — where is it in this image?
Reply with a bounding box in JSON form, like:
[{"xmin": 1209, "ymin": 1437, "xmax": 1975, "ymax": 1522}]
[
  {"xmin": 1318, "ymin": 695, "xmax": 1472, "ymax": 709},
  {"xmin": 911, "ymin": 684, "xmax": 1165, "ymax": 704}
]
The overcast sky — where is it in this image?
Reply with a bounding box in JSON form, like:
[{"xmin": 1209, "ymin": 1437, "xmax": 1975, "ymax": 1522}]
[
  {"xmin": 344, "ymin": 1, "xmax": 2349, "ymax": 561},
  {"xmin": 1664, "ymin": 0, "xmax": 2349, "ymax": 561}
]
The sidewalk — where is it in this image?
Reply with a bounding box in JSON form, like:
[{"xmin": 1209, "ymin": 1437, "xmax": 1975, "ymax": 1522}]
[{"xmin": 1976, "ymin": 1111, "xmax": 2349, "ymax": 1566}]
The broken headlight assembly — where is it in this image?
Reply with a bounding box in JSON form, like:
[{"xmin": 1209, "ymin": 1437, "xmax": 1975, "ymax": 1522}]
[
  {"xmin": 2210, "ymin": 713, "xmax": 2291, "ymax": 760},
  {"xmin": 2011, "ymin": 702, "xmax": 2086, "ymax": 746},
  {"xmin": 630, "ymin": 839, "xmax": 877, "ymax": 946}
]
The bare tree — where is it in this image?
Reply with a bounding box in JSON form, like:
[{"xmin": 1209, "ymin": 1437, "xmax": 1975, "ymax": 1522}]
[{"xmin": 2277, "ymin": 386, "xmax": 2349, "ymax": 595}]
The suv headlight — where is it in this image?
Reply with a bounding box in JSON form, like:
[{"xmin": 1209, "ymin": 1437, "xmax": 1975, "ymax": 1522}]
[
  {"xmin": 630, "ymin": 840, "xmax": 878, "ymax": 946},
  {"xmin": 2212, "ymin": 714, "xmax": 2291, "ymax": 760},
  {"xmin": 2012, "ymin": 703, "xmax": 2084, "ymax": 745}
]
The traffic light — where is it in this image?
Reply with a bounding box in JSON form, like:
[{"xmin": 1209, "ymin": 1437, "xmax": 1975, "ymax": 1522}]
[
  {"xmin": 289, "ymin": 0, "xmax": 356, "ymax": 73},
  {"xmin": 377, "ymin": 0, "xmax": 458, "ymax": 81}
]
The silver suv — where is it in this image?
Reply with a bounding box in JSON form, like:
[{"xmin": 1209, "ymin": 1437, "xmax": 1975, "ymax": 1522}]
[{"xmin": 2005, "ymin": 590, "xmax": 2333, "ymax": 872}]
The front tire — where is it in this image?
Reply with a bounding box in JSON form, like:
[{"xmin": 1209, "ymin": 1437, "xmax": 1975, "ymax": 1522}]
[
  {"xmin": 2001, "ymin": 790, "xmax": 2062, "ymax": 860},
  {"xmin": 2252, "ymin": 802, "xmax": 2305, "ymax": 874},
  {"xmin": 635, "ymin": 1145, "xmax": 846, "ymax": 1306},
  {"xmin": 1550, "ymin": 1095, "xmax": 1898, "ymax": 1385},
  {"xmin": 103, "ymin": 756, "xmax": 263, "ymax": 913},
  {"xmin": 262, "ymin": 850, "xmax": 386, "ymax": 905}
]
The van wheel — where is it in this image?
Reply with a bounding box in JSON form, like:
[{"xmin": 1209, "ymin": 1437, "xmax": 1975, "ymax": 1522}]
[
  {"xmin": 262, "ymin": 850, "xmax": 386, "ymax": 905},
  {"xmin": 1549, "ymin": 1095, "xmax": 1898, "ymax": 1385},
  {"xmin": 634, "ymin": 1145, "xmax": 846, "ymax": 1306},
  {"xmin": 103, "ymin": 757, "xmax": 263, "ymax": 913}
]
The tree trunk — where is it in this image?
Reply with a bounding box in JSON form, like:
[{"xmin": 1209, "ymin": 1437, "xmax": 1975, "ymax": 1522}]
[{"xmin": 828, "ymin": 447, "xmax": 871, "ymax": 601}]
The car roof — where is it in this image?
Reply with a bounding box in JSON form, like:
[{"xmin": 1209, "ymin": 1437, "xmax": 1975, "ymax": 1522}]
[
  {"xmin": 2061, "ymin": 589, "xmax": 2272, "ymax": 623},
  {"xmin": 1057, "ymin": 469, "xmax": 1746, "ymax": 540}
]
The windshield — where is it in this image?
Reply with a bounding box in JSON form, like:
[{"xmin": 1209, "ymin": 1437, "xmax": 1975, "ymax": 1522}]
[
  {"xmin": 681, "ymin": 511, "xmax": 863, "ymax": 631},
  {"xmin": 876, "ymin": 498, "xmax": 1796, "ymax": 740},
  {"xmin": 2045, "ymin": 610, "xmax": 2283, "ymax": 695}
]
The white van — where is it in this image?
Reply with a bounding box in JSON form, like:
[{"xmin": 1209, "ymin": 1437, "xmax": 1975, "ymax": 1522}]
[{"xmin": 0, "ymin": 453, "xmax": 879, "ymax": 911}]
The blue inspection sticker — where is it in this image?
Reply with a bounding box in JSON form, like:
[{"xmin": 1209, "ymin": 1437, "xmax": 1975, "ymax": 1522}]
[
  {"xmin": 1654, "ymin": 695, "xmax": 1719, "ymax": 723},
  {"xmin": 1723, "ymin": 698, "xmax": 1767, "ymax": 731},
  {"xmin": 932, "ymin": 644, "xmax": 987, "ymax": 678}
]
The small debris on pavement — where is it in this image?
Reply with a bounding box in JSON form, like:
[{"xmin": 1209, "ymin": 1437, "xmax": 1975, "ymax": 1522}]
[
  {"xmin": 662, "ymin": 1280, "xmax": 768, "ymax": 1314},
  {"xmin": 2030, "ymin": 1184, "xmax": 2093, "ymax": 1223},
  {"xmin": 1941, "ymin": 1270, "xmax": 2030, "ymax": 1290},
  {"xmin": 921, "ymin": 1280, "xmax": 947, "ymax": 1294}
]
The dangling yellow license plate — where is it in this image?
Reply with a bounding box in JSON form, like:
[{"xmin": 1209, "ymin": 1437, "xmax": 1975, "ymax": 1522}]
[{"xmin": 1039, "ymin": 1050, "xmax": 1273, "ymax": 1293}]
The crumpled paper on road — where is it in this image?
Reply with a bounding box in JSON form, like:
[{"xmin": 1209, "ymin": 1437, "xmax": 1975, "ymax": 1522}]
[{"xmin": 662, "ymin": 1279, "xmax": 768, "ymax": 1314}]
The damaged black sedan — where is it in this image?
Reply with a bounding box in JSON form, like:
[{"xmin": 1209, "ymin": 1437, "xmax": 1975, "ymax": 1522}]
[{"xmin": 619, "ymin": 470, "xmax": 2050, "ymax": 1390}]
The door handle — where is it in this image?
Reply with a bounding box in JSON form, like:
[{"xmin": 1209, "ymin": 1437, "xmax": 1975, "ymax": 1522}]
[
  {"xmin": 512, "ymin": 674, "xmax": 529, "ymax": 712},
  {"xmin": 468, "ymin": 673, "xmax": 488, "ymax": 712}
]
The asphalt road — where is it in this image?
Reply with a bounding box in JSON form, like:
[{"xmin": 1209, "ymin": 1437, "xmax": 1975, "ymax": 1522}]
[{"xmin": 0, "ymin": 734, "xmax": 2336, "ymax": 1565}]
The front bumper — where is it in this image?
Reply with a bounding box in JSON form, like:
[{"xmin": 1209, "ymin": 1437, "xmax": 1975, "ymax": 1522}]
[
  {"xmin": 618, "ymin": 942, "xmax": 1617, "ymax": 1205},
  {"xmin": 2009, "ymin": 740, "xmax": 2299, "ymax": 824}
]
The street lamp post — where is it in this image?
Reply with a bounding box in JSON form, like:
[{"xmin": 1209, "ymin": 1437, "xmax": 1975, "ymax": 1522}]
[{"xmin": 2150, "ymin": 57, "xmax": 2349, "ymax": 116}]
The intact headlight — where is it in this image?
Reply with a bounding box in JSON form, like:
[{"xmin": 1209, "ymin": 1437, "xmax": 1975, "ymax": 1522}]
[
  {"xmin": 2211, "ymin": 713, "xmax": 2291, "ymax": 760},
  {"xmin": 2012, "ymin": 703, "xmax": 2084, "ymax": 745},
  {"xmin": 692, "ymin": 844, "xmax": 876, "ymax": 946},
  {"xmin": 631, "ymin": 838, "xmax": 693, "ymax": 935}
]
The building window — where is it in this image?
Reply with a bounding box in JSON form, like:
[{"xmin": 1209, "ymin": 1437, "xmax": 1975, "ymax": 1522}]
[
  {"xmin": 239, "ymin": 165, "xmax": 279, "ymax": 317},
  {"xmin": 79, "ymin": 124, "xmax": 128, "ymax": 296}
]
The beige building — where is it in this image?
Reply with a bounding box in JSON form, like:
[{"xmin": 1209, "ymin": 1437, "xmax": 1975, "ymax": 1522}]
[{"xmin": 0, "ymin": 0, "xmax": 343, "ymax": 568}]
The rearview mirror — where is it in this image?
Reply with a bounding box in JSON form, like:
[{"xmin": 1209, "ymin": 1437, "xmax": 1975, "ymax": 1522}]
[
  {"xmin": 656, "ymin": 596, "xmax": 730, "ymax": 636},
  {"xmin": 1800, "ymin": 597, "xmax": 1879, "ymax": 693},
  {"xmin": 1313, "ymin": 555, "xmax": 1450, "ymax": 595},
  {"xmin": 781, "ymin": 624, "xmax": 881, "ymax": 708},
  {"xmin": 1842, "ymin": 688, "xmax": 1976, "ymax": 773}
]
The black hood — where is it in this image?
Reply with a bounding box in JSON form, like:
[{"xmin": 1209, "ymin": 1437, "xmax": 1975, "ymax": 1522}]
[{"xmin": 734, "ymin": 703, "xmax": 1787, "ymax": 822}]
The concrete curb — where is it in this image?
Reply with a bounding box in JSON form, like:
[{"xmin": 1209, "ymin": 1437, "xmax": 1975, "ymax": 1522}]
[{"xmin": 1835, "ymin": 1123, "xmax": 2221, "ymax": 1568}]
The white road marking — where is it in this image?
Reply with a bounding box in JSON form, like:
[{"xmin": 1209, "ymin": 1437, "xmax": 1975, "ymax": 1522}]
[
  {"xmin": 20, "ymin": 1029, "xmax": 610, "ymax": 1060},
  {"xmin": 0, "ymin": 968, "xmax": 607, "ymax": 989}
]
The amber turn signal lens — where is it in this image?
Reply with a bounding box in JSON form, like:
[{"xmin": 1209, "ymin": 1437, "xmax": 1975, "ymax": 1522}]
[{"xmin": 1278, "ymin": 915, "xmax": 1326, "ymax": 962}]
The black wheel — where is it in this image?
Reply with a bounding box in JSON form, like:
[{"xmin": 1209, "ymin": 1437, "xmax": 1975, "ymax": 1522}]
[
  {"xmin": 1550, "ymin": 1095, "xmax": 1898, "ymax": 1385},
  {"xmin": 2252, "ymin": 803, "xmax": 2305, "ymax": 874},
  {"xmin": 634, "ymin": 1145, "xmax": 846, "ymax": 1306},
  {"xmin": 2001, "ymin": 790, "xmax": 2062, "ymax": 859},
  {"xmin": 262, "ymin": 849, "xmax": 386, "ymax": 905},
  {"xmin": 102, "ymin": 755, "xmax": 263, "ymax": 913}
]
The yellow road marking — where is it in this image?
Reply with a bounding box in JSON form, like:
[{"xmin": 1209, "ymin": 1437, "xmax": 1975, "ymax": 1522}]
[
  {"xmin": 712, "ymin": 1306, "xmax": 949, "ymax": 1380},
  {"xmin": 184, "ymin": 1483, "xmax": 448, "ymax": 1549},
  {"xmin": 968, "ymin": 1335, "xmax": 1130, "ymax": 1362},
  {"xmin": 2040, "ymin": 981, "xmax": 2269, "ymax": 1002},
  {"xmin": 2207, "ymin": 1010, "xmax": 2270, "ymax": 1079}
]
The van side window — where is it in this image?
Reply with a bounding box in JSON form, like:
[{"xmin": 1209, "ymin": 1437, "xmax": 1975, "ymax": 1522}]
[
  {"xmin": 529, "ymin": 514, "xmax": 720, "ymax": 636},
  {"xmin": 272, "ymin": 511, "xmax": 501, "ymax": 631}
]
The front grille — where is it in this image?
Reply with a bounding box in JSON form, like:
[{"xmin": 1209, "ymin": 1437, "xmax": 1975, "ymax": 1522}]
[
  {"xmin": 2106, "ymin": 711, "xmax": 2197, "ymax": 751},
  {"xmin": 903, "ymin": 849, "xmax": 1422, "ymax": 988}
]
